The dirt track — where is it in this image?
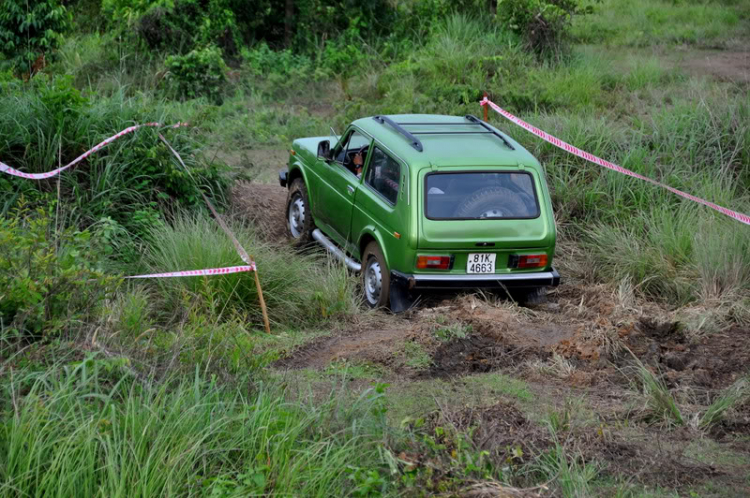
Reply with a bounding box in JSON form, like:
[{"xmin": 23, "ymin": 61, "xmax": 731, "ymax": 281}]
[
  {"xmin": 233, "ymin": 180, "xmax": 750, "ymax": 493},
  {"xmin": 233, "ymin": 181, "xmax": 750, "ymax": 388}
]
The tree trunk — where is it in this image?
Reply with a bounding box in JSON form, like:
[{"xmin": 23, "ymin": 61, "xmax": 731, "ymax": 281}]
[{"xmin": 284, "ymin": 0, "xmax": 294, "ymax": 48}]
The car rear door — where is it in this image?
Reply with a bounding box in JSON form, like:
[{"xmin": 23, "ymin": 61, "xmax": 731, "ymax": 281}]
[{"xmin": 417, "ymin": 167, "xmax": 555, "ymax": 272}]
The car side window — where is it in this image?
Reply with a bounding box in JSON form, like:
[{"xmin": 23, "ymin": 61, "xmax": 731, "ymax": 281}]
[
  {"xmin": 364, "ymin": 146, "xmax": 400, "ymax": 205},
  {"xmin": 334, "ymin": 130, "xmax": 370, "ymax": 176}
]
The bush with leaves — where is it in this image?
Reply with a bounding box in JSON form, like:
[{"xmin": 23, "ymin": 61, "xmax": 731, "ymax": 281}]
[
  {"xmin": 165, "ymin": 45, "xmax": 228, "ymax": 103},
  {"xmin": 0, "ymin": 204, "xmax": 115, "ymax": 338},
  {"xmin": 497, "ymin": 0, "xmax": 596, "ymax": 57},
  {"xmin": 320, "ymin": 30, "xmax": 367, "ymax": 97},
  {"xmin": 0, "ymin": 0, "xmax": 72, "ymax": 75},
  {"xmin": 0, "ymin": 76, "xmax": 231, "ymax": 251}
]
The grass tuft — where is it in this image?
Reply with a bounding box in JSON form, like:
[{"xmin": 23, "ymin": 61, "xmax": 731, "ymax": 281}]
[{"xmin": 699, "ymin": 377, "xmax": 749, "ymax": 429}]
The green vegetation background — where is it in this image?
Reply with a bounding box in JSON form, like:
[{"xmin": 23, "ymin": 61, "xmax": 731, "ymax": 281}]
[{"xmin": 1, "ymin": 0, "xmax": 749, "ymax": 495}]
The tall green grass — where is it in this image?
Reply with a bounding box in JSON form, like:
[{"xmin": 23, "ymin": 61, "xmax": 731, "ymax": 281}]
[
  {"xmin": 0, "ymin": 77, "xmax": 229, "ymax": 247},
  {"xmin": 504, "ymin": 89, "xmax": 750, "ymax": 304},
  {"xmin": 142, "ymin": 214, "xmax": 359, "ymax": 328},
  {"xmin": 0, "ymin": 358, "xmax": 391, "ymax": 496}
]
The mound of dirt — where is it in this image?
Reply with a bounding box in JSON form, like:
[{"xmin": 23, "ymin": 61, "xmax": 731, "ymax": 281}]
[
  {"xmin": 426, "ymin": 334, "xmax": 546, "ymax": 378},
  {"xmin": 231, "ymin": 181, "xmax": 289, "ymax": 242},
  {"xmin": 274, "ymin": 327, "xmax": 414, "ymax": 371}
]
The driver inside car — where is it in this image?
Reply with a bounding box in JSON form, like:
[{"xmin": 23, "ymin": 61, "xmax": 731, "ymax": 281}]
[{"xmin": 353, "ymin": 152, "xmax": 364, "ymax": 178}]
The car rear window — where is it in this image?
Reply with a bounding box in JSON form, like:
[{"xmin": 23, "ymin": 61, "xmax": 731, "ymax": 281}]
[{"xmin": 425, "ymin": 172, "xmax": 540, "ymax": 220}]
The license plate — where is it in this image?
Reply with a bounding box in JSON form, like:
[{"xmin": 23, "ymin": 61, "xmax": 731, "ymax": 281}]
[{"xmin": 466, "ymin": 253, "xmax": 496, "ymax": 274}]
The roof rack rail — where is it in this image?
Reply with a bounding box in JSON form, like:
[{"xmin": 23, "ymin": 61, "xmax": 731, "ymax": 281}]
[
  {"xmin": 464, "ymin": 115, "xmax": 515, "ymax": 150},
  {"xmin": 373, "ymin": 115, "xmax": 423, "ymax": 152}
]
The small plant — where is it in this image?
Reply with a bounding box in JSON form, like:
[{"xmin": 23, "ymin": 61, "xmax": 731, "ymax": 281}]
[
  {"xmin": 535, "ymin": 442, "xmax": 598, "ymax": 497},
  {"xmin": 403, "ymin": 342, "xmax": 432, "ymax": 370},
  {"xmin": 497, "ymin": 0, "xmax": 596, "ymax": 58},
  {"xmin": 699, "ymin": 377, "xmax": 749, "ymax": 429},
  {"xmin": 433, "ymin": 322, "xmax": 472, "ymax": 342},
  {"xmin": 165, "ymin": 45, "xmax": 228, "ymax": 103},
  {"xmin": 628, "ymin": 352, "xmax": 684, "ymax": 426}
]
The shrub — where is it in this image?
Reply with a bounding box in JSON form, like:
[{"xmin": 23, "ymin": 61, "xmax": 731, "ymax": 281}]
[
  {"xmin": 135, "ymin": 0, "xmax": 243, "ymax": 56},
  {"xmin": 320, "ymin": 30, "xmax": 368, "ymax": 97},
  {"xmin": 0, "ymin": 204, "xmax": 115, "ymax": 337},
  {"xmin": 165, "ymin": 45, "xmax": 228, "ymax": 103},
  {"xmin": 0, "ymin": 0, "xmax": 72, "ymax": 75},
  {"xmin": 497, "ymin": 0, "xmax": 595, "ymax": 57},
  {"xmin": 0, "ymin": 77, "xmax": 231, "ymax": 250}
]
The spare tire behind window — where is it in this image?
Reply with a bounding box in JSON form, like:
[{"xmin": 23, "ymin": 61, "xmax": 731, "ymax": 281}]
[{"xmin": 453, "ymin": 187, "xmax": 531, "ymax": 219}]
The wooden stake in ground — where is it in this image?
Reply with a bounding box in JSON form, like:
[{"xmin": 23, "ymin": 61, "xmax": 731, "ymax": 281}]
[
  {"xmin": 483, "ymin": 91, "xmax": 489, "ymax": 122},
  {"xmin": 158, "ymin": 134, "xmax": 272, "ymax": 333}
]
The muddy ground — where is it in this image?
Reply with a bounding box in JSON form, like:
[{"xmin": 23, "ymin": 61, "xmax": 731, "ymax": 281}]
[{"xmin": 232, "ymin": 179, "xmax": 750, "ymax": 495}]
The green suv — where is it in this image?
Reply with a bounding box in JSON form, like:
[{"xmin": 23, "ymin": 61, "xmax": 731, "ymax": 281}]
[{"xmin": 279, "ymin": 114, "xmax": 559, "ymax": 311}]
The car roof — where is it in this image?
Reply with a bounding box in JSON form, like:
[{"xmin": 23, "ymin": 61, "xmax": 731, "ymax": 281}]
[{"xmin": 351, "ymin": 114, "xmax": 541, "ymax": 170}]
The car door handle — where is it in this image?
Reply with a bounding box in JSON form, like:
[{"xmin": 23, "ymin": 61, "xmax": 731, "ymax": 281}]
[{"xmin": 347, "ymin": 185, "xmax": 355, "ymax": 194}]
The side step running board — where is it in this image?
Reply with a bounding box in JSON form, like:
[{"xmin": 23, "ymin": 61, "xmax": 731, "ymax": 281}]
[{"xmin": 312, "ymin": 229, "xmax": 362, "ymax": 272}]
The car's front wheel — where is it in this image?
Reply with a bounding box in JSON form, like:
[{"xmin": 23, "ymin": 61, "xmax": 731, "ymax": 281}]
[
  {"xmin": 286, "ymin": 178, "xmax": 314, "ymax": 246},
  {"xmin": 361, "ymin": 242, "xmax": 390, "ymax": 309}
]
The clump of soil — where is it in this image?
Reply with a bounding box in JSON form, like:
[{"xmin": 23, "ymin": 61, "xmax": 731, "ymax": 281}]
[{"xmin": 426, "ymin": 334, "xmax": 546, "ymax": 378}]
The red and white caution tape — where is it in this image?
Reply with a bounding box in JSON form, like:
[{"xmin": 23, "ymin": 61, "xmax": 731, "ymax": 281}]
[
  {"xmin": 0, "ymin": 122, "xmax": 188, "ymax": 180},
  {"xmin": 125, "ymin": 265, "xmax": 255, "ymax": 280},
  {"xmin": 480, "ymin": 98, "xmax": 750, "ymax": 226}
]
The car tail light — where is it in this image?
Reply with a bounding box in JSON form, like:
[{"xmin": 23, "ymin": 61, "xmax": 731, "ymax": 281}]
[
  {"xmin": 417, "ymin": 255, "xmax": 452, "ymax": 270},
  {"xmin": 509, "ymin": 254, "xmax": 548, "ymax": 269}
]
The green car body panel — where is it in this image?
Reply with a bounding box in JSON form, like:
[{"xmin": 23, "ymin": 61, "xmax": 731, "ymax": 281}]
[{"xmin": 282, "ymin": 114, "xmax": 559, "ymax": 303}]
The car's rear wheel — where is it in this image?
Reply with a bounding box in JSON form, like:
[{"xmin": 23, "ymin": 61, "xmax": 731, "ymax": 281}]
[
  {"xmin": 286, "ymin": 178, "xmax": 313, "ymax": 246},
  {"xmin": 512, "ymin": 287, "xmax": 548, "ymax": 306},
  {"xmin": 361, "ymin": 242, "xmax": 390, "ymax": 309}
]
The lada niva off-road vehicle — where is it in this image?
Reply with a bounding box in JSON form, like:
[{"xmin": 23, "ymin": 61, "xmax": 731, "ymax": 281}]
[{"xmin": 279, "ymin": 114, "xmax": 560, "ymax": 311}]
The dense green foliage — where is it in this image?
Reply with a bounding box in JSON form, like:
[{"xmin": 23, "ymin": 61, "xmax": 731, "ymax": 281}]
[
  {"xmin": 0, "ymin": 205, "xmax": 113, "ymax": 337},
  {"xmin": 165, "ymin": 45, "xmax": 228, "ymax": 102},
  {"xmin": 0, "ymin": 76, "xmax": 230, "ymax": 254},
  {"xmin": 0, "ymin": 0, "xmax": 71, "ymax": 74},
  {"xmin": 1, "ymin": 0, "xmax": 749, "ymax": 495}
]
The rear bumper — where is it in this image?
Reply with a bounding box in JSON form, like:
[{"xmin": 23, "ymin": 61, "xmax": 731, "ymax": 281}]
[{"xmin": 392, "ymin": 268, "xmax": 560, "ymax": 291}]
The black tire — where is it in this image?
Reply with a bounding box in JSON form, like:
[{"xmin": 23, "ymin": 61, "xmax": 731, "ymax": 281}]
[
  {"xmin": 454, "ymin": 186, "xmax": 528, "ymax": 219},
  {"xmin": 286, "ymin": 178, "xmax": 314, "ymax": 246},
  {"xmin": 361, "ymin": 242, "xmax": 391, "ymax": 309},
  {"xmin": 512, "ymin": 287, "xmax": 548, "ymax": 306}
]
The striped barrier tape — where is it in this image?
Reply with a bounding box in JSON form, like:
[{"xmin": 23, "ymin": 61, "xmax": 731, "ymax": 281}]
[
  {"xmin": 0, "ymin": 122, "xmax": 188, "ymax": 180},
  {"xmin": 480, "ymin": 98, "xmax": 750, "ymax": 227},
  {"xmin": 125, "ymin": 265, "xmax": 255, "ymax": 280}
]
